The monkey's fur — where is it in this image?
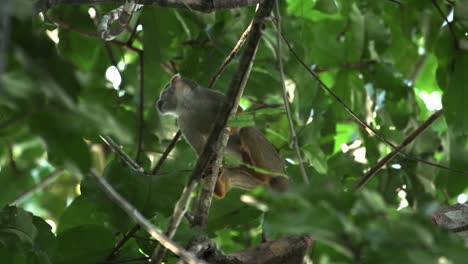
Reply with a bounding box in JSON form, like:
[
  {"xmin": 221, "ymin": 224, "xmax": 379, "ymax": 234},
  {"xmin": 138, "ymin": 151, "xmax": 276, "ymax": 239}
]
[{"xmin": 157, "ymin": 74, "xmax": 289, "ymax": 198}]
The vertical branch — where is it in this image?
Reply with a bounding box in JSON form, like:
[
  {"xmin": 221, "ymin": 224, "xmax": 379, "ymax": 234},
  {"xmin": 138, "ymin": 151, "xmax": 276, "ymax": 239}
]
[
  {"xmin": 0, "ymin": 0, "xmax": 12, "ymax": 81},
  {"xmin": 7, "ymin": 143, "xmax": 18, "ymax": 173},
  {"xmin": 273, "ymin": 0, "xmax": 309, "ymax": 185},
  {"xmin": 126, "ymin": 18, "xmax": 141, "ymax": 46},
  {"xmin": 431, "ymin": 0, "xmax": 459, "ymax": 50},
  {"xmin": 135, "ymin": 51, "xmax": 145, "ymax": 163}
]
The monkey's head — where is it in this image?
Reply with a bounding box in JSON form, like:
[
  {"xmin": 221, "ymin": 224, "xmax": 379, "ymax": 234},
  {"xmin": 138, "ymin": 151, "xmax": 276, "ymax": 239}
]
[{"xmin": 156, "ymin": 73, "xmax": 197, "ymax": 116}]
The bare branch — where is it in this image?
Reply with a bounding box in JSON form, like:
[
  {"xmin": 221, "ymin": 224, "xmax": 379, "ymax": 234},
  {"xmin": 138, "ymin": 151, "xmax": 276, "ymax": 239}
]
[
  {"xmin": 40, "ymin": 0, "xmax": 264, "ymax": 13},
  {"xmin": 106, "ymin": 225, "xmax": 141, "ymax": 260},
  {"xmin": 90, "ymin": 171, "xmax": 207, "ymax": 264},
  {"xmin": 135, "ymin": 52, "xmax": 145, "ymax": 164},
  {"xmin": 273, "ymin": 1, "xmax": 309, "ymax": 185},
  {"xmin": 0, "ymin": 0, "xmax": 12, "ymax": 80},
  {"xmin": 50, "ymin": 17, "xmax": 142, "ymax": 53},
  {"xmin": 100, "ymin": 135, "xmax": 146, "ymax": 173},
  {"xmin": 431, "ymin": 0, "xmax": 459, "ymax": 50},
  {"xmin": 151, "ymin": 131, "xmax": 182, "ymax": 175},
  {"xmin": 10, "ymin": 170, "xmax": 65, "ymax": 206},
  {"xmin": 207, "ymin": 21, "xmax": 253, "ymax": 89},
  {"xmin": 176, "ymin": 236, "xmax": 313, "ymax": 264},
  {"xmin": 354, "ymin": 109, "xmax": 444, "ymax": 189},
  {"xmin": 433, "ymin": 203, "xmax": 468, "ymax": 242},
  {"xmin": 98, "ymin": 0, "xmax": 142, "ymax": 41}
]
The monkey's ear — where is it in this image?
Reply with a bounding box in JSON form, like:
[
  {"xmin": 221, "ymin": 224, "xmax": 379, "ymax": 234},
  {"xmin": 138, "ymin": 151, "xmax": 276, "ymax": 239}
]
[{"xmin": 170, "ymin": 73, "xmax": 182, "ymax": 87}]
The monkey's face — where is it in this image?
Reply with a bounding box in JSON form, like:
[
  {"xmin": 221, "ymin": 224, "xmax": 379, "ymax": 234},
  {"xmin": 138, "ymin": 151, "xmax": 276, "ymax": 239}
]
[
  {"xmin": 156, "ymin": 84, "xmax": 178, "ymax": 116},
  {"xmin": 157, "ymin": 73, "xmax": 196, "ymax": 117}
]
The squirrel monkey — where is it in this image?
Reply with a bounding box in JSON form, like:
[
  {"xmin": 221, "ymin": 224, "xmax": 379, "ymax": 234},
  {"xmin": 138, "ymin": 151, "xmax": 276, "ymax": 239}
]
[{"xmin": 156, "ymin": 74, "xmax": 289, "ymax": 198}]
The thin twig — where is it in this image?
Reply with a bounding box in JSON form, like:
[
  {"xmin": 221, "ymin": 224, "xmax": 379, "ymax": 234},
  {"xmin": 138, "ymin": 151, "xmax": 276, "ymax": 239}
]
[
  {"xmin": 354, "ymin": 109, "xmax": 444, "ymax": 189},
  {"xmin": 431, "ymin": 0, "xmax": 459, "ymax": 50},
  {"xmin": 106, "ymin": 225, "xmax": 141, "ymax": 260},
  {"xmin": 0, "ymin": 0, "xmax": 12, "ymax": 80},
  {"xmin": 90, "ymin": 171, "xmax": 207, "ymax": 264},
  {"xmin": 126, "ymin": 18, "xmax": 141, "ymax": 46},
  {"xmin": 7, "ymin": 143, "xmax": 18, "ymax": 173},
  {"xmin": 274, "ymin": 23, "xmax": 468, "ymax": 178},
  {"xmin": 207, "ymin": 21, "xmax": 253, "ymax": 89},
  {"xmin": 9, "ymin": 170, "xmax": 65, "ymax": 206},
  {"xmin": 151, "ymin": 131, "xmax": 182, "ymax": 175},
  {"xmin": 274, "ymin": 0, "xmax": 309, "ymax": 185},
  {"xmin": 50, "ymin": 17, "xmax": 142, "ymax": 53},
  {"xmin": 100, "ymin": 135, "xmax": 145, "ymax": 173},
  {"xmin": 313, "ymin": 60, "xmax": 376, "ymax": 74},
  {"xmin": 135, "ymin": 52, "xmax": 145, "ymax": 163},
  {"xmin": 408, "ymin": 53, "xmax": 428, "ymax": 84}
]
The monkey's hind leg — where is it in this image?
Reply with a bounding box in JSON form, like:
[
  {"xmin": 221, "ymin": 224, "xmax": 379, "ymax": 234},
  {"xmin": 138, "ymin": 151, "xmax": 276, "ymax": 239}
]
[{"xmin": 214, "ymin": 168, "xmax": 265, "ymax": 199}]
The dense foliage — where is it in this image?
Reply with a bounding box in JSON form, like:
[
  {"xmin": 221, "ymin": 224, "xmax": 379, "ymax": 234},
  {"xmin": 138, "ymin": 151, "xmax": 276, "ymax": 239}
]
[{"xmin": 1, "ymin": 0, "xmax": 468, "ymax": 263}]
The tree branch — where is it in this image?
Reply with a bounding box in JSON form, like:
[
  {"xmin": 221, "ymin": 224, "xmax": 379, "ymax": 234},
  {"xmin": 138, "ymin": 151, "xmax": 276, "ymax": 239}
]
[
  {"xmin": 90, "ymin": 171, "xmax": 207, "ymax": 264},
  {"xmin": 207, "ymin": 21, "xmax": 253, "ymax": 89},
  {"xmin": 9, "ymin": 170, "xmax": 65, "ymax": 206},
  {"xmin": 49, "ymin": 17, "xmax": 142, "ymax": 53},
  {"xmin": 135, "ymin": 52, "xmax": 145, "ymax": 164},
  {"xmin": 106, "ymin": 224, "xmax": 141, "ymax": 260},
  {"xmin": 40, "ymin": 0, "xmax": 264, "ymax": 12},
  {"xmin": 274, "ymin": 1, "xmax": 309, "ymax": 185},
  {"xmin": 97, "ymin": 0, "xmax": 142, "ymax": 41},
  {"xmin": 151, "ymin": 131, "xmax": 182, "ymax": 175},
  {"xmin": 176, "ymin": 236, "xmax": 313, "ymax": 264},
  {"xmin": 354, "ymin": 109, "xmax": 444, "ymax": 189},
  {"xmin": 0, "ymin": 0, "xmax": 12, "ymax": 80},
  {"xmin": 431, "ymin": 0, "xmax": 459, "ymax": 50},
  {"xmin": 432, "ymin": 203, "xmax": 468, "ymax": 242},
  {"xmin": 100, "ymin": 135, "xmax": 146, "ymax": 173}
]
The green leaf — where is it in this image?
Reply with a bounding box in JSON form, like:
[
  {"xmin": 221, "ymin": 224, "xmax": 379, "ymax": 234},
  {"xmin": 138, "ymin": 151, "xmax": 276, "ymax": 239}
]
[
  {"xmin": 442, "ymin": 52, "xmax": 468, "ymax": 132},
  {"xmin": 208, "ymin": 190, "xmax": 263, "ymax": 236},
  {"xmin": 53, "ymin": 224, "xmax": 113, "ymax": 264},
  {"xmin": 0, "ymin": 207, "xmax": 56, "ymax": 264},
  {"xmin": 29, "ymin": 111, "xmax": 91, "ymax": 175}
]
